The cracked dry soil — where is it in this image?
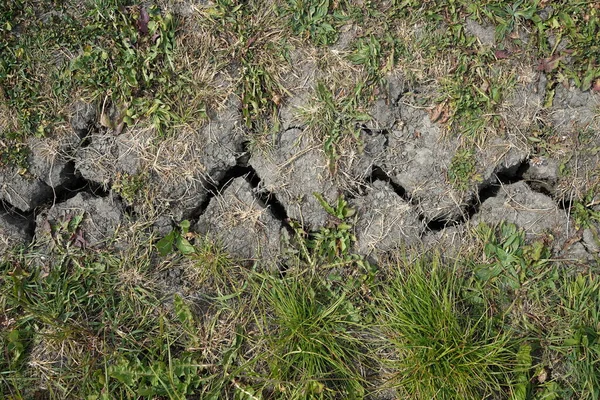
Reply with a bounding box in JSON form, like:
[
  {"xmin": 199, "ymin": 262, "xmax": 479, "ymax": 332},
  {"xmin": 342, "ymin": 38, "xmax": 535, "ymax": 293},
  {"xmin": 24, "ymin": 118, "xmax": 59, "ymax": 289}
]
[{"xmin": 1, "ymin": 68, "xmax": 599, "ymax": 268}]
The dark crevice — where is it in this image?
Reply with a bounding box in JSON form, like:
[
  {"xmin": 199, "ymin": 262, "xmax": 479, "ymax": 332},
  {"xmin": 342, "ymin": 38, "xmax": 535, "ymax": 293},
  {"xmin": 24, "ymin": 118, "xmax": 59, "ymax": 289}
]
[
  {"xmin": 431, "ymin": 160, "xmax": 531, "ymax": 231},
  {"xmin": 188, "ymin": 165, "xmax": 252, "ymax": 222},
  {"xmin": 244, "ymin": 167, "xmax": 289, "ymax": 222},
  {"xmin": 0, "ymin": 161, "xmax": 112, "ymax": 242},
  {"xmin": 368, "ymin": 165, "xmax": 410, "ymax": 202},
  {"xmin": 360, "ymin": 127, "xmax": 389, "ymax": 136},
  {"xmin": 463, "ymin": 160, "xmax": 530, "ymax": 221},
  {"xmin": 524, "ymin": 179, "xmax": 555, "ymax": 199},
  {"xmin": 0, "ymin": 199, "xmax": 36, "ymax": 238},
  {"xmin": 51, "ymin": 163, "xmax": 110, "ymax": 204},
  {"xmin": 391, "ymin": 87, "xmax": 413, "ymax": 107},
  {"xmin": 284, "ymin": 125, "xmax": 304, "ymax": 132},
  {"xmin": 188, "ymin": 159, "xmax": 290, "ymax": 228},
  {"xmin": 365, "ymin": 160, "xmax": 548, "ymax": 232}
]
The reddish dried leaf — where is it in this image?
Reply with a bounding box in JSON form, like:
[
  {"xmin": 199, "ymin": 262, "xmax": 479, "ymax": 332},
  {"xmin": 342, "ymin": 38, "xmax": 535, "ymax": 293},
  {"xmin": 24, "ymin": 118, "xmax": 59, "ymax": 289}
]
[
  {"xmin": 138, "ymin": 8, "xmax": 150, "ymax": 36},
  {"xmin": 70, "ymin": 228, "xmax": 88, "ymax": 249},
  {"xmin": 537, "ymin": 55, "xmax": 563, "ymax": 73},
  {"xmin": 494, "ymin": 50, "xmax": 510, "ymax": 59},
  {"xmin": 592, "ymin": 79, "xmax": 600, "ymax": 92},
  {"xmin": 428, "ymin": 102, "xmax": 450, "ymax": 124}
]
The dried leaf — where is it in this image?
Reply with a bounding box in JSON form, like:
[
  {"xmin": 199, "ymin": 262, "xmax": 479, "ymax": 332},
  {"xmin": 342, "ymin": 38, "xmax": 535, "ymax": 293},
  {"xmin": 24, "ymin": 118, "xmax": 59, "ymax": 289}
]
[
  {"xmin": 592, "ymin": 79, "xmax": 600, "ymax": 92},
  {"xmin": 138, "ymin": 8, "xmax": 150, "ymax": 36},
  {"xmin": 100, "ymin": 111, "xmax": 113, "ymax": 129},
  {"xmin": 536, "ymin": 54, "xmax": 564, "ymax": 73},
  {"xmin": 494, "ymin": 50, "xmax": 510, "ymax": 60},
  {"xmin": 70, "ymin": 228, "xmax": 88, "ymax": 248},
  {"xmin": 113, "ymin": 121, "xmax": 125, "ymax": 135},
  {"xmin": 428, "ymin": 102, "xmax": 450, "ymax": 124}
]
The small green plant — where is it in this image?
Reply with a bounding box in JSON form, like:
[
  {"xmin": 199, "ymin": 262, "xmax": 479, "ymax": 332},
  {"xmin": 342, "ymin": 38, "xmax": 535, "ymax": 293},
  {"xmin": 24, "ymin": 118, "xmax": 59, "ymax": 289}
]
[
  {"xmin": 156, "ymin": 220, "xmax": 195, "ymax": 256},
  {"xmin": 571, "ymin": 190, "xmax": 600, "ymax": 230},
  {"xmin": 254, "ymin": 272, "xmax": 364, "ymax": 399},
  {"xmin": 375, "ymin": 253, "xmax": 519, "ymax": 399},
  {"xmin": 0, "ymin": 140, "xmax": 29, "ymax": 170},
  {"xmin": 448, "ymin": 148, "xmax": 480, "ymax": 191},
  {"xmin": 302, "ymin": 81, "xmax": 370, "ymax": 169},
  {"xmin": 310, "ymin": 193, "xmax": 357, "ymax": 263},
  {"xmin": 348, "ymin": 34, "xmax": 399, "ymax": 85},
  {"xmin": 202, "ymin": 0, "xmax": 287, "ymax": 129},
  {"xmin": 280, "ymin": 0, "xmax": 351, "ymax": 46},
  {"xmin": 112, "ymin": 172, "xmax": 146, "ymax": 204}
]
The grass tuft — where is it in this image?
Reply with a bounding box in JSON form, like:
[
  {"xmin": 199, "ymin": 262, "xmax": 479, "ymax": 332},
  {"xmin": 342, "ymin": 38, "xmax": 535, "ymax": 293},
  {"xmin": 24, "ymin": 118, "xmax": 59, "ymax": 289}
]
[
  {"xmin": 252, "ymin": 272, "xmax": 365, "ymax": 399},
  {"xmin": 375, "ymin": 253, "xmax": 519, "ymax": 399}
]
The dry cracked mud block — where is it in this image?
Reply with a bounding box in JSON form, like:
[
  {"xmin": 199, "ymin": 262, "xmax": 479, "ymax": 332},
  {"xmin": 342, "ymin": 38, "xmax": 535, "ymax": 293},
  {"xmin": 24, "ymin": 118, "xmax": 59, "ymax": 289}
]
[
  {"xmin": 550, "ymin": 85, "xmax": 600, "ymax": 134},
  {"xmin": 35, "ymin": 193, "xmax": 124, "ymax": 248},
  {"xmin": 504, "ymin": 80, "xmax": 600, "ymax": 203},
  {"xmin": 148, "ymin": 96, "xmax": 245, "ymax": 221},
  {"xmin": 0, "ymin": 212, "xmax": 31, "ymax": 253},
  {"xmin": 0, "ymin": 137, "xmax": 78, "ymax": 212},
  {"xmin": 195, "ymin": 177, "xmax": 284, "ymax": 265},
  {"xmin": 473, "ymin": 181, "xmax": 569, "ymax": 242},
  {"xmin": 252, "ymin": 128, "xmax": 341, "ymax": 229},
  {"xmin": 378, "ymin": 103, "xmax": 467, "ymax": 221},
  {"xmin": 351, "ymin": 180, "xmax": 423, "ymax": 260},
  {"xmin": 523, "ymin": 158, "xmax": 560, "ymax": 196},
  {"xmin": 75, "ymin": 130, "xmax": 149, "ymax": 186},
  {"xmin": 365, "ymin": 81, "xmax": 527, "ymax": 223}
]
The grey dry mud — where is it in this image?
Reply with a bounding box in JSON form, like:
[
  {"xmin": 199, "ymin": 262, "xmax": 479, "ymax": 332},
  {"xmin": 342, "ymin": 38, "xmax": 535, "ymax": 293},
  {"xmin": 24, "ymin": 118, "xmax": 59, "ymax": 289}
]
[{"xmin": 1, "ymin": 71, "xmax": 599, "ymax": 266}]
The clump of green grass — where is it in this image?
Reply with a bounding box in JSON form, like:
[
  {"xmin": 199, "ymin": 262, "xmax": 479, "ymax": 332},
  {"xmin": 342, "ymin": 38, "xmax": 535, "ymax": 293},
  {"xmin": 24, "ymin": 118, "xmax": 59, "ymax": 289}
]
[
  {"xmin": 0, "ymin": 223, "xmax": 245, "ymax": 398},
  {"xmin": 279, "ymin": 0, "xmax": 354, "ymax": 46},
  {"xmin": 252, "ymin": 272, "xmax": 365, "ymax": 399},
  {"xmin": 448, "ymin": 147, "xmax": 481, "ymax": 191},
  {"xmin": 554, "ymin": 273, "xmax": 600, "ymax": 399},
  {"xmin": 374, "ymin": 253, "xmax": 519, "ymax": 399},
  {"xmin": 301, "ymin": 81, "xmax": 370, "ymax": 170},
  {"xmin": 201, "ymin": 0, "xmax": 288, "ymax": 129}
]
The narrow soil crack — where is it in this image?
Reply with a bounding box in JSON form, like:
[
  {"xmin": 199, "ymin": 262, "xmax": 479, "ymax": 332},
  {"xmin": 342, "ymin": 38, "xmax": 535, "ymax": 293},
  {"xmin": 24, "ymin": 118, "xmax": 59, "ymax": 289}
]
[
  {"xmin": 367, "ymin": 159, "xmax": 563, "ymax": 232},
  {"xmin": 368, "ymin": 165, "xmax": 410, "ymax": 201},
  {"xmin": 427, "ymin": 160, "xmax": 531, "ymax": 231},
  {"xmin": 189, "ymin": 153, "xmax": 290, "ymax": 228},
  {"xmin": 1, "ymin": 199, "xmax": 36, "ymax": 238}
]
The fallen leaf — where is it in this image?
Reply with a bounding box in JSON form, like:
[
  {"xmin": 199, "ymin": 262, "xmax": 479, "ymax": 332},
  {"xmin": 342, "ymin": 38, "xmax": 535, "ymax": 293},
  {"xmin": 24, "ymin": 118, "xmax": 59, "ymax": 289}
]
[
  {"xmin": 99, "ymin": 110, "xmax": 113, "ymax": 129},
  {"xmin": 592, "ymin": 78, "xmax": 600, "ymax": 92},
  {"xmin": 138, "ymin": 7, "xmax": 150, "ymax": 36},
  {"xmin": 114, "ymin": 120, "xmax": 125, "ymax": 136},
  {"xmin": 494, "ymin": 49, "xmax": 510, "ymax": 59},
  {"xmin": 537, "ymin": 54, "xmax": 564, "ymax": 73},
  {"xmin": 428, "ymin": 102, "xmax": 450, "ymax": 124},
  {"xmin": 70, "ymin": 228, "xmax": 88, "ymax": 248}
]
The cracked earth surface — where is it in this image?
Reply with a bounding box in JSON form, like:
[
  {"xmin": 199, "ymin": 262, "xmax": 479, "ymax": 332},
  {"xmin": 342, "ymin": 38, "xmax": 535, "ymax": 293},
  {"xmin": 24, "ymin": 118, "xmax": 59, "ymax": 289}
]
[{"xmin": 1, "ymin": 69, "xmax": 599, "ymax": 269}]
